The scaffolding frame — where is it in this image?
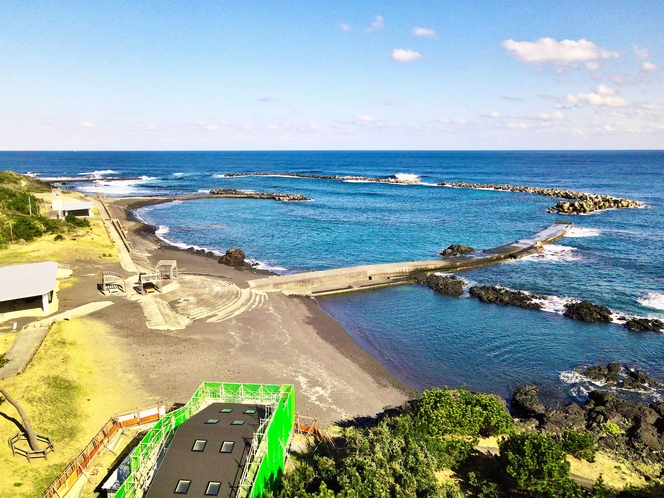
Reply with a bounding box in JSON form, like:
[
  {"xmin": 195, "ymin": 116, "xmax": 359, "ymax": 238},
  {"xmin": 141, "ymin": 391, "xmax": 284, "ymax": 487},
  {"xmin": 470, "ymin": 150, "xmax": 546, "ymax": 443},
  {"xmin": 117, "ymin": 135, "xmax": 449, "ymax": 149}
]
[{"xmin": 112, "ymin": 382, "xmax": 295, "ymax": 498}]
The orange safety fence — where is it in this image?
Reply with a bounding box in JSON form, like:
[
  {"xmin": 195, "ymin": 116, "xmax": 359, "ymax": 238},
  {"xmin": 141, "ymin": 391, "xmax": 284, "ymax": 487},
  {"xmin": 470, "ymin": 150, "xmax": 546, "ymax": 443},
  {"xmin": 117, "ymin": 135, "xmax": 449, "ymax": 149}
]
[{"xmin": 40, "ymin": 404, "xmax": 165, "ymax": 498}]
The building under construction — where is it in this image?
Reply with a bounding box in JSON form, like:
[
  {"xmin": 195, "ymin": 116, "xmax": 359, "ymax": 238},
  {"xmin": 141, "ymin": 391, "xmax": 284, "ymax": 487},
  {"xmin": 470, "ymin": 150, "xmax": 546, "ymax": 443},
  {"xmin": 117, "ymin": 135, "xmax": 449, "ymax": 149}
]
[{"xmin": 110, "ymin": 382, "xmax": 295, "ymax": 498}]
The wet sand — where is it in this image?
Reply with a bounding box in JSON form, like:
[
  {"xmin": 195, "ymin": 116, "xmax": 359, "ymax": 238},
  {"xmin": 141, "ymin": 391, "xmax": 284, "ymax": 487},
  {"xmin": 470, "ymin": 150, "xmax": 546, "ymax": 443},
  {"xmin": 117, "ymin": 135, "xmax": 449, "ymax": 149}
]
[{"xmin": 98, "ymin": 197, "xmax": 413, "ymax": 424}]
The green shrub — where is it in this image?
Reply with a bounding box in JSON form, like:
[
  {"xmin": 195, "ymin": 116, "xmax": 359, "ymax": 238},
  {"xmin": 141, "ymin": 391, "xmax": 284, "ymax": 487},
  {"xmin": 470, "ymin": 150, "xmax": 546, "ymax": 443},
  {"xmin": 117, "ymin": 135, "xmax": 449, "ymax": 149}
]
[
  {"xmin": 561, "ymin": 429, "xmax": 598, "ymax": 462},
  {"xmin": 65, "ymin": 213, "xmax": 90, "ymax": 228},
  {"xmin": 54, "ymin": 234, "xmax": 65, "ymax": 241},
  {"xmin": 499, "ymin": 432, "xmax": 582, "ymax": 497},
  {"xmin": 11, "ymin": 216, "xmax": 42, "ymax": 241},
  {"xmin": 0, "ymin": 187, "xmax": 39, "ymax": 215},
  {"xmin": 602, "ymin": 421, "xmax": 622, "ymax": 436}
]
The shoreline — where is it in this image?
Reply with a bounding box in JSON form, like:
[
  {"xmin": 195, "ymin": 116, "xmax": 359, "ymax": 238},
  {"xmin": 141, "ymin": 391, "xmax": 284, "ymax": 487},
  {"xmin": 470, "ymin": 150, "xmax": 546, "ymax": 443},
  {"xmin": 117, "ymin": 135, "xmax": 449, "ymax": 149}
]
[{"xmin": 106, "ymin": 196, "xmax": 417, "ymax": 415}]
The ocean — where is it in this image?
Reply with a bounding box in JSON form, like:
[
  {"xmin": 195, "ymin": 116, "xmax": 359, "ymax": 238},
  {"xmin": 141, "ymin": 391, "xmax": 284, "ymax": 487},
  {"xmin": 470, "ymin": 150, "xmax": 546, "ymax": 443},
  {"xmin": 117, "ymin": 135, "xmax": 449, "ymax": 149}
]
[{"xmin": 3, "ymin": 150, "xmax": 663, "ymax": 404}]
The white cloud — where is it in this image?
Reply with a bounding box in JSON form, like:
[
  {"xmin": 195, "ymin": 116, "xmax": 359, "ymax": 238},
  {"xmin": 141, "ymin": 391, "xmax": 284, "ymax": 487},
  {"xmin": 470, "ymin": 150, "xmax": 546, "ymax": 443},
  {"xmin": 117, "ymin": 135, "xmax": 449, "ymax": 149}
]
[
  {"xmin": 82, "ymin": 122, "xmax": 95, "ymax": 127},
  {"xmin": 338, "ymin": 23, "xmax": 351, "ymax": 32},
  {"xmin": 439, "ymin": 118, "xmax": 449, "ymax": 123},
  {"xmin": 603, "ymin": 124, "xmax": 617, "ymax": 132},
  {"xmin": 507, "ymin": 122, "xmax": 529, "ymax": 129},
  {"xmin": 642, "ymin": 103, "xmax": 663, "ymax": 110},
  {"xmin": 365, "ymin": 15, "xmax": 384, "ymax": 33},
  {"xmin": 538, "ymin": 112, "xmax": 565, "ymax": 121},
  {"xmin": 596, "ymin": 84, "xmax": 616, "ymax": 95},
  {"xmin": 502, "ymin": 38, "xmax": 619, "ymax": 67},
  {"xmin": 258, "ymin": 97, "xmax": 278, "ymax": 102},
  {"xmin": 490, "ymin": 112, "xmax": 500, "ymax": 118},
  {"xmin": 206, "ymin": 125, "xmax": 218, "ymax": 130},
  {"xmin": 634, "ymin": 45, "xmax": 650, "ymax": 60},
  {"xmin": 147, "ymin": 125, "xmax": 158, "ymax": 130},
  {"xmin": 413, "ymin": 27, "xmax": 436, "ymax": 38},
  {"xmin": 309, "ymin": 123, "xmax": 319, "ymax": 129},
  {"xmin": 453, "ymin": 118, "xmax": 468, "ymax": 124},
  {"xmin": 567, "ymin": 92, "xmax": 630, "ymax": 107},
  {"xmin": 356, "ymin": 115, "xmax": 376, "ymax": 123},
  {"xmin": 642, "ymin": 61, "xmax": 658, "ymax": 72},
  {"xmin": 267, "ymin": 124, "xmax": 280, "ymax": 129},
  {"xmin": 390, "ymin": 49, "xmax": 423, "ymax": 63}
]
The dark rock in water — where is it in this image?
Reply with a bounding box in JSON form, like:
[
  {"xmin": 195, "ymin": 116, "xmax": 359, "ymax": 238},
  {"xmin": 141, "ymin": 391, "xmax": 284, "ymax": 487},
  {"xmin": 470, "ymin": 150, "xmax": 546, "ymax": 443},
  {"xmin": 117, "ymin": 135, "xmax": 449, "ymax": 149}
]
[
  {"xmin": 580, "ymin": 363, "xmax": 662, "ymax": 390},
  {"xmin": 623, "ymin": 317, "xmax": 664, "ymax": 332},
  {"xmin": 542, "ymin": 403, "xmax": 586, "ymax": 433},
  {"xmin": 583, "ymin": 364, "xmax": 621, "ymax": 385},
  {"xmin": 218, "ymin": 248, "xmax": 247, "ymax": 267},
  {"xmin": 563, "ymin": 300, "xmax": 612, "ymax": 323},
  {"xmin": 512, "ymin": 385, "xmax": 547, "ymax": 419},
  {"xmin": 469, "ymin": 285, "xmax": 542, "ymax": 310},
  {"xmin": 422, "ymin": 274, "xmax": 464, "ymax": 296},
  {"xmin": 440, "ymin": 244, "xmax": 475, "ymax": 257}
]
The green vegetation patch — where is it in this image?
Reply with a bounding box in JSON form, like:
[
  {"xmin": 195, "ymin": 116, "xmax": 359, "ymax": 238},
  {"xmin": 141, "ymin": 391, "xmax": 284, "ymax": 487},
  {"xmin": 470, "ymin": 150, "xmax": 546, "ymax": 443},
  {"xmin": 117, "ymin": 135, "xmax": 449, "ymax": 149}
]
[{"xmin": 27, "ymin": 374, "xmax": 83, "ymax": 442}]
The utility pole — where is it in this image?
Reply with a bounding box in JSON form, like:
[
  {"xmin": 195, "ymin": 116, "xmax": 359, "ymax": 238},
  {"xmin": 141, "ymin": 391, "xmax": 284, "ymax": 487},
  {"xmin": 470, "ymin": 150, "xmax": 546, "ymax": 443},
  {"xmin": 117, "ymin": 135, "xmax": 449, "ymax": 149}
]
[
  {"xmin": 28, "ymin": 196, "xmax": 32, "ymax": 216},
  {"xmin": 8, "ymin": 220, "xmax": 14, "ymax": 243}
]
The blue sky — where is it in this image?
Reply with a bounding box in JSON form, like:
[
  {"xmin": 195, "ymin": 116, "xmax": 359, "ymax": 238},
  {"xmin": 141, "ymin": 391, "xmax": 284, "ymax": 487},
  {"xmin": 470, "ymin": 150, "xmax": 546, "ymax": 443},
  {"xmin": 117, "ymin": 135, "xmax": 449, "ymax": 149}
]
[{"xmin": 1, "ymin": 1, "xmax": 662, "ymax": 150}]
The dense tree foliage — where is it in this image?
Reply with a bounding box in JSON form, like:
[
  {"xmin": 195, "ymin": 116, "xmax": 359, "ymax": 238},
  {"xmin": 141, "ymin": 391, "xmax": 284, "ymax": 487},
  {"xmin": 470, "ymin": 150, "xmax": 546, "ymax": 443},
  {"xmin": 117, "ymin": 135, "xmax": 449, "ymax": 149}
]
[
  {"xmin": 560, "ymin": 429, "xmax": 598, "ymax": 462},
  {"xmin": 277, "ymin": 388, "xmax": 514, "ymax": 498},
  {"xmin": 498, "ymin": 433, "xmax": 582, "ymax": 497}
]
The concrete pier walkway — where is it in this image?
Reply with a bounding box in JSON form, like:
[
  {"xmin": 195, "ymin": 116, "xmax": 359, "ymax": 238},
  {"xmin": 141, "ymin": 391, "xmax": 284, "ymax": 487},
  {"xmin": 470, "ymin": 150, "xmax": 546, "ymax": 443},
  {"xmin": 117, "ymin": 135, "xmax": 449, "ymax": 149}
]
[{"xmin": 249, "ymin": 222, "xmax": 573, "ymax": 297}]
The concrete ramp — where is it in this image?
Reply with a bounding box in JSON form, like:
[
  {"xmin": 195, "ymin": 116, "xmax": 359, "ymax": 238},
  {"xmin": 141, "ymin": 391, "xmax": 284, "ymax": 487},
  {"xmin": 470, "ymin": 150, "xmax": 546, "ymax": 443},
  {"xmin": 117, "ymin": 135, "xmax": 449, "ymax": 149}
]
[{"xmin": 249, "ymin": 222, "xmax": 572, "ymax": 296}]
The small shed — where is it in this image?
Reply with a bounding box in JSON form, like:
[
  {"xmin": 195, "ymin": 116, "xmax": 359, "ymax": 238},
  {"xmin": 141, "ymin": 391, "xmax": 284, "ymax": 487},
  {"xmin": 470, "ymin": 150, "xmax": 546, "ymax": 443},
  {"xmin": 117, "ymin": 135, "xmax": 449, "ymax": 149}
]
[
  {"xmin": 0, "ymin": 262, "xmax": 59, "ymax": 313},
  {"xmin": 52, "ymin": 198, "xmax": 93, "ymax": 219}
]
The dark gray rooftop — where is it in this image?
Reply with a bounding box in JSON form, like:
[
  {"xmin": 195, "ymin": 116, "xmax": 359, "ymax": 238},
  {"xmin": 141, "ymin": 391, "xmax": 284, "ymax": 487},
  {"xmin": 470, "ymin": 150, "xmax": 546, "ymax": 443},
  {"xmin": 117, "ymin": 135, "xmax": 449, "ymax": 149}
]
[{"xmin": 145, "ymin": 402, "xmax": 265, "ymax": 498}]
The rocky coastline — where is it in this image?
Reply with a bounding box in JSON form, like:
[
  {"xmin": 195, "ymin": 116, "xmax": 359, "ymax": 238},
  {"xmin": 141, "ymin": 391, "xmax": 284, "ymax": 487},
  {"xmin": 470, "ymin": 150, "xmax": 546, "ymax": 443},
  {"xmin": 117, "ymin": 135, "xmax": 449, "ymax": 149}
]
[
  {"xmin": 420, "ymin": 276, "xmax": 663, "ymax": 332},
  {"xmin": 220, "ymin": 172, "xmax": 421, "ymax": 184},
  {"xmin": 438, "ymin": 181, "xmax": 643, "ymax": 214},
  {"xmin": 469, "ymin": 285, "xmax": 544, "ymax": 310},
  {"xmin": 511, "ymin": 382, "xmax": 664, "ymax": 464}
]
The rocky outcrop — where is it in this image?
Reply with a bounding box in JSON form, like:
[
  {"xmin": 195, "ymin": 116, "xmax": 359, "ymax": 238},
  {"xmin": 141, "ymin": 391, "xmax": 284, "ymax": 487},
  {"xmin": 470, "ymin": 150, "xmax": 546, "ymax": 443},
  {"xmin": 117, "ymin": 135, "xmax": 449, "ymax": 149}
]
[
  {"xmin": 513, "ymin": 382, "xmax": 664, "ymax": 463},
  {"xmin": 440, "ymin": 244, "xmax": 475, "ymax": 257},
  {"xmin": 622, "ymin": 317, "xmax": 664, "ymax": 332},
  {"xmin": 209, "ymin": 189, "xmax": 311, "ymax": 201},
  {"xmin": 563, "ymin": 300, "xmax": 613, "ymax": 323},
  {"xmin": 512, "ymin": 385, "xmax": 547, "ymax": 419},
  {"xmin": 221, "ymin": 172, "xmax": 421, "ymax": 185},
  {"xmin": 580, "ymin": 363, "xmax": 662, "ymax": 390},
  {"xmin": 421, "ymin": 274, "xmax": 464, "ymax": 296},
  {"xmin": 218, "ymin": 248, "xmax": 247, "ymax": 267},
  {"xmin": 437, "ymin": 181, "xmax": 643, "ymax": 214},
  {"xmin": 469, "ymin": 285, "xmax": 543, "ymax": 310}
]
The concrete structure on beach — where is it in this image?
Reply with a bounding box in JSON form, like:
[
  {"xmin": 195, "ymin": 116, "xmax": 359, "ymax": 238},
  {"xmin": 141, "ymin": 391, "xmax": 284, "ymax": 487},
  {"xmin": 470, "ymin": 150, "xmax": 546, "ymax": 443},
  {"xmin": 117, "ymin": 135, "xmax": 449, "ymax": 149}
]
[
  {"xmin": 249, "ymin": 222, "xmax": 573, "ymax": 297},
  {"xmin": 0, "ymin": 262, "xmax": 59, "ymax": 312}
]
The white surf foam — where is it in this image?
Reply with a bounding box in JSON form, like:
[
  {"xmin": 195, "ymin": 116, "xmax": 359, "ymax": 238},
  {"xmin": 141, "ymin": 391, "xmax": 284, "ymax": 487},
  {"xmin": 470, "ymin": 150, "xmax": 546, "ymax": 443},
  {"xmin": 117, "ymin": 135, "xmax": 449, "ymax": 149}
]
[
  {"xmin": 78, "ymin": 169, "xmax": 119, "ymax": 178},
  {"xmin": 566, "ymin": 227, "xmax": 601, "ymax": 238},
  {"xmin": 213, "ymin": 174, "xmax": 227, "ymax": 178},
  {"xmin": 638, "ymin": 292, "xmax": 664, "ymax": 311},
  {"xmin": 394, "ymin": 173, "xmax": 421, "ymax": 182},
  {"xmin": 77, "ymin": 177, "xmax": 155, "ymax": 196},
  {"xmin": 560, "ymin": 370, "xmax": 586, "ymax": 385},
  {"xmin": 197, "ymin": 189, "xmax": 210, "ymax": 193},
  {"xmin": 247, "ymin": 259, "xmax": 289, "ymax": 274},
  {"xmin": 516, "ymin": 244, "xmax": 581, "ymax": 263},
  {"xmin": 155, "ymin": 225, "xmax": 170, "ymax": 236},
  {"xmin": 534, "ymin": 295, "xmax": 570, "ymax": 314}
]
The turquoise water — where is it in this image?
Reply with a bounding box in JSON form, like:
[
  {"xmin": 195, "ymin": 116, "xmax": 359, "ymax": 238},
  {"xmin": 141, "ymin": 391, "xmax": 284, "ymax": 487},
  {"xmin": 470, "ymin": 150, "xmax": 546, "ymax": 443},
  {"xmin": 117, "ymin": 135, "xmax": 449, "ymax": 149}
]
[{"xmin": 5, "ymin": 151, "xmax": 663, "ymax": 402}]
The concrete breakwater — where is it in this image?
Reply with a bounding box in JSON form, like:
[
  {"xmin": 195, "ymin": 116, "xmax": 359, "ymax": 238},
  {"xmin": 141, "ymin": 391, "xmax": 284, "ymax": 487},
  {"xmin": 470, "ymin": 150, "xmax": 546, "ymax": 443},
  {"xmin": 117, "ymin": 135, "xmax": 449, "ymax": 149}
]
[
  {"xmin": 438, "ymin": 181, "xmax": 643, "ymax": 214},
  {"xmin": 208, "ymin": 188, "xmax": 311, "ymax": 201},
  {"xmin": 249, "ymin": 222, "xmax": 573, "ymax": 296},
  {"xmin": 221, "ymin": 172, "xmax": 421, "ymax": 184}
]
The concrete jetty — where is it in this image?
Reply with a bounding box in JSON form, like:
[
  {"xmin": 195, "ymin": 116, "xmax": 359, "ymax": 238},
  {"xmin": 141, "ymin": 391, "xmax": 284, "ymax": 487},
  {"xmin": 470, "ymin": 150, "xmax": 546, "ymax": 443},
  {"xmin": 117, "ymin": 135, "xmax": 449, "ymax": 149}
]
[{"xmin": 249, "ymin": 222, "xmax": 573, "ymax": 297}]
